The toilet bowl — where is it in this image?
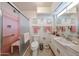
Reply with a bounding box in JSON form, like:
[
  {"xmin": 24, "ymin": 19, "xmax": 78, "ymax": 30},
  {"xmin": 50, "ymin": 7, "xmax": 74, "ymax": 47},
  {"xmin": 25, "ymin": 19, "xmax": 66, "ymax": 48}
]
[{"xmin": 31, "ymin": 40, "xmax": 39, "ymax": 56}]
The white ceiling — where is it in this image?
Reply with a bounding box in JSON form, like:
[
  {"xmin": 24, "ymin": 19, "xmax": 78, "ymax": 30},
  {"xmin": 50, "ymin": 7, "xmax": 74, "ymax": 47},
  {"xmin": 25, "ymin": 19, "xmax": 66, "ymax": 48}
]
[
  {"xmin": 14, "ymin": 2, "xmax": 59, "ymax": 11},
  {"xmin": 13, "ymin": 2, "xmax": 60, "ymax": 18},
  {"xmin": 13, "ymin": 2, "xmax": 37, "ymax": 11},
  {"xmin": 35, "ymin": 2, "xmax": 53, "ymax": 7}
]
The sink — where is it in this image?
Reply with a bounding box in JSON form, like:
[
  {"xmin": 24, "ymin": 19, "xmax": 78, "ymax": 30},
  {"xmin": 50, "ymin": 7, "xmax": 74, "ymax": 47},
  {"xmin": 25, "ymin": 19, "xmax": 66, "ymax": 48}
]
[
  {"xmin": 62, "ymin": 35, "xmax": 79, "ymax": 45},
  {"xmin": 72, "ymin": 41, "xmax": 79, "ymax": 45},
  {"xmin": 54, "ymin": 37, "xmax": 75, "ymax": 46},
  {"xmin": 67, "ymin": 37, "xmax": 79, "ymax": 45},
  {"xmin": 52, "ymin": 35, "xmax": 79, "ymax": 47}
]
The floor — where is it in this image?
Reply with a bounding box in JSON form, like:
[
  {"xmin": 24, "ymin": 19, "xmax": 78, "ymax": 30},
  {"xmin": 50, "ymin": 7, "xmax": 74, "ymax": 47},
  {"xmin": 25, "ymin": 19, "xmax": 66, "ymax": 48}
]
[
  {"xmin": 38, "ymin": 45, "xmax": 54, "ymax": 56},
  {"xmin": 23, "ymin": 44, "xmax": 54, "ymax": 56},
  {"xmin": 23, "ymin": 46, "xmax": 32, "ymax": 56}
]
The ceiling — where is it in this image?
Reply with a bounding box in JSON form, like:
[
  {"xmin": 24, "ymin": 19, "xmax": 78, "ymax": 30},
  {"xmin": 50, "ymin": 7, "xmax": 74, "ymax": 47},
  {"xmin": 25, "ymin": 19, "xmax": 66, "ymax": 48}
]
[
  {"xmin": 13, "ymin": 2, "xmax": 60, "ymax": 18},
  {"xmin": 35, "ymin": 2, "xmax": 53, "ymax": 7},
  {"xmin": 13, "ymin": 2, "xmax": 37, "ymax": 11}
]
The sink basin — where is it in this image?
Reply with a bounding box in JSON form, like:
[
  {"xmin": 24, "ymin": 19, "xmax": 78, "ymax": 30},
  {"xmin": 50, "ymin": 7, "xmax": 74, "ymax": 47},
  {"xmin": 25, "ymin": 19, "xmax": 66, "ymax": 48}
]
[
  {"xmin": 66, "ymin": 37, "xmax": 72, "ymax": 41},
  {"xmin": 54, "ymin": 37, "xmax": 75, "ymax": 46},
  {"xmin": 66, "ymin": 37, "xmax": 79, "ymax": 45},
  {"xmin": 72, "ymin": 41, "xmax": 79, "ymax": 45}
]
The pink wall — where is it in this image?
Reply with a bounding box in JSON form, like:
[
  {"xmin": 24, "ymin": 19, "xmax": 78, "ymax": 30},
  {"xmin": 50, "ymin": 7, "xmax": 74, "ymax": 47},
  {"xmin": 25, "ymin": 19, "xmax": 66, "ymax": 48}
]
[
  {"xmin": 45, "ymin": 26, "xmax": 52, "ymax": 32},
  {"xmin": 33, "ymin": 26, "xmax": 40, "ymax": 33},
  {"xmin": 1, "ymin": 9, "xmax": 20, "ymax": 54}
]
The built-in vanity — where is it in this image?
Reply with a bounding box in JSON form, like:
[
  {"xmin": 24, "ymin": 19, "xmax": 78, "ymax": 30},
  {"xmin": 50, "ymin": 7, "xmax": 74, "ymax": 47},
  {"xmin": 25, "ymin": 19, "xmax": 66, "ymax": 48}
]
[
  {"xmin": 48, "ymin": 3, "xmax": 79, "ymax": 56},
  {"xmin": 48, "ymin": 34, "xmax": 79, "ymax": 56}
]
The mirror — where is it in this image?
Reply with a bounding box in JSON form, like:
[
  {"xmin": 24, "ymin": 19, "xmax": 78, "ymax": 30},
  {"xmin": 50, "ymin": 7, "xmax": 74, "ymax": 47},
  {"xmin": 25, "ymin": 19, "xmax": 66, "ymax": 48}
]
[{"xmin": 56, "ymin": 3, "xmax": 79, "ymax": 40}]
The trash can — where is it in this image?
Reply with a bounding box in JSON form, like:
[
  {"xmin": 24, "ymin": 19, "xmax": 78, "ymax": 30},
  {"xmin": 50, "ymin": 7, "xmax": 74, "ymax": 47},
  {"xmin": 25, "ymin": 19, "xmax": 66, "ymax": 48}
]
[{"xmin": 39, "ymin": 43, "xmax": 43, "ymax": 50}]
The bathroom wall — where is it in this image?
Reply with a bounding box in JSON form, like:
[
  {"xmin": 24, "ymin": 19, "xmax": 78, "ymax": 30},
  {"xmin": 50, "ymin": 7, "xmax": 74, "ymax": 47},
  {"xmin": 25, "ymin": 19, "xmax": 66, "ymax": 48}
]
[{"xmin": 1, "ymin": 2, "xmax": 20, "ymax": 54}]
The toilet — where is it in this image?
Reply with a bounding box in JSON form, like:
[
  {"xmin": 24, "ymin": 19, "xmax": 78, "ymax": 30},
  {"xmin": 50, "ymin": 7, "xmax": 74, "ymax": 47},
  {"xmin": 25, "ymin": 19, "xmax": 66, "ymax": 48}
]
[{"xmin": 31, "ymin": 40, "xmax": 39, "ymax": 56}]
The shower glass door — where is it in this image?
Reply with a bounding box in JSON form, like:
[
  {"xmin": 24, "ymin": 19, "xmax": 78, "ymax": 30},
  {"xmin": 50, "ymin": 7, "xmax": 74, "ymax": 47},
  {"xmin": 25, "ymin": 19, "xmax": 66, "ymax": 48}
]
[
  {"xmin": 0, "ymin": 3, "xmax": 2, "ymax": 54},
  {"xmin": 20, "ymin": 14, "xmax": 30, "ymax": 55}
]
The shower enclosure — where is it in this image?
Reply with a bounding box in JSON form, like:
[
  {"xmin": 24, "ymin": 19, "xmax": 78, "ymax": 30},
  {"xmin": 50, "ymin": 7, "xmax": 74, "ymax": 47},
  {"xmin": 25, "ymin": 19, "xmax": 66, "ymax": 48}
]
[
  {"xmin": 19, "ymin": 14, "xmax": 30, "ymax": 55},
  {"xmin": 0, "ymin": 3, "xmax": 2, "ymax": 53}
]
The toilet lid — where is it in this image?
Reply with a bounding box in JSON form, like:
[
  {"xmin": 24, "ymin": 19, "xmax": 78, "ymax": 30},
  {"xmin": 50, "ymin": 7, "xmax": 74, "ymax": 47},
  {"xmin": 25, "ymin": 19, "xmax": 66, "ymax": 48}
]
[{"xmin": 31, "ymin": 41, "xmax": 39, "ymax": 48}]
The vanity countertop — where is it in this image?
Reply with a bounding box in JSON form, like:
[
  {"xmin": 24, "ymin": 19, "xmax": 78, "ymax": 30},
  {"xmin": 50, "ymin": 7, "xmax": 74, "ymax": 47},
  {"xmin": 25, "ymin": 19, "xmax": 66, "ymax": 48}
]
[
  {"xmin": 54, "ymin": 37, "xmax": 75, "ymax": 46},
  {"xmin": 68, "ymin": 45, "xmax": 79, "ymax": 53},
  {"xmin": 50, "ymin": 34, "xmax": 79, "ymax": 54}
]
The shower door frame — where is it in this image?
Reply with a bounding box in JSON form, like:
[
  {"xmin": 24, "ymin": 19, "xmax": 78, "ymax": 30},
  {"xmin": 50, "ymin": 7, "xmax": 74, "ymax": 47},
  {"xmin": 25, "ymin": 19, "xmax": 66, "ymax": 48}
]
[{"xmin": 0, "ymin": 3, "xmax": 3, "ymax": 54}]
